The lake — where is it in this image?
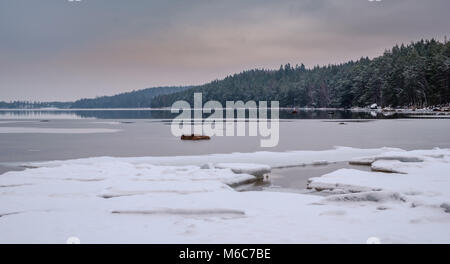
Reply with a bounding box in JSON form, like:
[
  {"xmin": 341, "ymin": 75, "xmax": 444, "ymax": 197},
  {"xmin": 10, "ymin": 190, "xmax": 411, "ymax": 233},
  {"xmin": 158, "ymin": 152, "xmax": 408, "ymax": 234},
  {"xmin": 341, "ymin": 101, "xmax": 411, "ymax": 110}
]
[{"xmin": 1, "ymin": 109, "xmax": 449, "ymax": 189}]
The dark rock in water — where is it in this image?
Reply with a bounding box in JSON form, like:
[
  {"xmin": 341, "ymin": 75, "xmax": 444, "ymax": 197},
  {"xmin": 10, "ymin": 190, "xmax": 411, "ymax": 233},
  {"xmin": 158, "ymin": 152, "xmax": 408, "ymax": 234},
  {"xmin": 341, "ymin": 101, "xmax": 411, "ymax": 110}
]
[{"xmin": 181, "ymin": 135, "xmax": 211, "ymax": 141}]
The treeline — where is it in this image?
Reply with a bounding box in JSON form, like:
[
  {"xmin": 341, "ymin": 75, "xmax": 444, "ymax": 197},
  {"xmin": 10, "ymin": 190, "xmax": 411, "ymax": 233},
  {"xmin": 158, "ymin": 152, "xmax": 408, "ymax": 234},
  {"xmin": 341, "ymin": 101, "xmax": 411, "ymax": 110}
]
[
  {"xmin": 70, "ymin": 86, "xmax": 191, "ymax": 108},
  {"xmin": 0, "ymin": 101, "xmax": 72, "ymax": 109},
  {"xmin": 0, "ymin": 86, "xmax": 190, "ymax": 109},
  {"xmin": 151, "ymin": 39, "xmax": 450, "ymax": 108}
]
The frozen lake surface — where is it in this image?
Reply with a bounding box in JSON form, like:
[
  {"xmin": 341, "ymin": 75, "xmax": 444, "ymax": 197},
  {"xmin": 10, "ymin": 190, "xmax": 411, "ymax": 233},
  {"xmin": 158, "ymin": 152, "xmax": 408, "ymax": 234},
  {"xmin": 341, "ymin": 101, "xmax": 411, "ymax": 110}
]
[
  {"xmin": 1, "ymin": 147, "xmax": 450, "ymax": 243},
  {"xmin": 1, "ymin": 110, "xmax": 450, "ymax": 165},
  {"xmin": 1, "ymin": 110, "xmax": 450, "ymax": 243},
  {"xmin": 1, "ymin": 110, "xmax": 449, "ymax": 190}
]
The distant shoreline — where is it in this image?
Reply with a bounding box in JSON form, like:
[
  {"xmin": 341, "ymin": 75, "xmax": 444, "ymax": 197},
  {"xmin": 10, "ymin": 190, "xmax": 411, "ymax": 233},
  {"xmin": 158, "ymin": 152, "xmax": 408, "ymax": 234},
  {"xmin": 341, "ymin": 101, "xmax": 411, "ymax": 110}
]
[{"xmin": 0, "ymin": 107, "xmax": 449, "ymax": 114}]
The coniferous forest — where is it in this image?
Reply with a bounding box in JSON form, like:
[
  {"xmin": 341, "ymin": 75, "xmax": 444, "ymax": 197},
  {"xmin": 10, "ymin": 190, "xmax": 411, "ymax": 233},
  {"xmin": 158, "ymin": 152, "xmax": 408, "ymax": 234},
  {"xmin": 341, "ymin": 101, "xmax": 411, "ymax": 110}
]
[
  {"xmin": 0, "ymin": 86, "xmax": 189, "ymax": 109},
  {"xmin": 151, "ymin": 39, "xmax": 450, "ymax": 108},
  {"xmin": 70, "ymin": 86, "xmax": 190, "ymax": 108}
]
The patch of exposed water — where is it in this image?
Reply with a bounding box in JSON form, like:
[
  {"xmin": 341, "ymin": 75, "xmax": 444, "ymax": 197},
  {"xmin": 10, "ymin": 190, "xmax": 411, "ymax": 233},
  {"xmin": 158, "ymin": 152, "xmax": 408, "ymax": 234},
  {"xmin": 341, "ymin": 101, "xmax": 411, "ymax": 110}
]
[{"xmin": 235, "ymin": 162, "xmax": 371, "ymax": 194}]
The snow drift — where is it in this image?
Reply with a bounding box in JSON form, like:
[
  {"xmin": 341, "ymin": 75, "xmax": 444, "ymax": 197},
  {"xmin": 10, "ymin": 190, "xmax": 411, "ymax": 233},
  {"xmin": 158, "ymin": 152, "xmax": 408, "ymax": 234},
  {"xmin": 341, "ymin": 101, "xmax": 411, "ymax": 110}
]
[{"xmin": 1, "ymin": 147, "xmax": 450, "ymax": 243}]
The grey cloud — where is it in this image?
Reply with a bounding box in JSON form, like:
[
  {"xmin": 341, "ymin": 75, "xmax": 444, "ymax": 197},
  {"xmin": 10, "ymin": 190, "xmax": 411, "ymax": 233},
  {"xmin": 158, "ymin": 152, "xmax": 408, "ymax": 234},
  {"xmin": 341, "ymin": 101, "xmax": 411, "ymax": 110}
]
[{"xmin": 1, "ymin": 0, "xmax": 449, "ymax": 101}]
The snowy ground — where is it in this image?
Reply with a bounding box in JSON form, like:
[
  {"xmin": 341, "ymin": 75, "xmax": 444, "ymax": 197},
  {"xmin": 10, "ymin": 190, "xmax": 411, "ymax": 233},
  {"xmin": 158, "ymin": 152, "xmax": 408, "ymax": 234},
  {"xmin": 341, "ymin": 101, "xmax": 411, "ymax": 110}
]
[
  {"xmin": 1, "ymin": 147, "xmax": 449, "ymax": 244},
  {"xmin": 0, "ymin": 127, "xmax": 120, "ymax": 134}
]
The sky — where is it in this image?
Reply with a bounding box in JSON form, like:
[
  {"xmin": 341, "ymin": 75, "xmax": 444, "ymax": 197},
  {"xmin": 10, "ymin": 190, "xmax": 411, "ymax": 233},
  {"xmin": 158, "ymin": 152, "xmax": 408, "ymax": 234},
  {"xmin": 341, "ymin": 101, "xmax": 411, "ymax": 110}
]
[{"xmin": 0, "ymin": 0, "xmax": 449, "ymax": 102}]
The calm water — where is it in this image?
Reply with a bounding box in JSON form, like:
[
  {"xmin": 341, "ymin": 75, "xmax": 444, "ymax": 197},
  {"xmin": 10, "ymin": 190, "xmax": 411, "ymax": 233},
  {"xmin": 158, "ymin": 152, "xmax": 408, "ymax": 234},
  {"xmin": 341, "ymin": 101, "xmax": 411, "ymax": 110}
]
[
  {"xmin": 1, "ymin": 109, "xmax": 449, "ymax": 184},
  {"xmin": 0, "ymin": 108, "xmax": 436, "ymax": 120},
  {"xmin": 235, "ymin": 162, "xmax": 372, "ymax": 193}
]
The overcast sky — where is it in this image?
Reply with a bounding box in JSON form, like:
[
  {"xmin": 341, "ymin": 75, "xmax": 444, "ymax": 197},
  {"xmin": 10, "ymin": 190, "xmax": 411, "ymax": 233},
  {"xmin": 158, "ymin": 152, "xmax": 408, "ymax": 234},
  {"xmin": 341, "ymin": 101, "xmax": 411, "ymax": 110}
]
[{"xmin": 1, "ymin": 0, "xmax": 449, "ymax": 101}]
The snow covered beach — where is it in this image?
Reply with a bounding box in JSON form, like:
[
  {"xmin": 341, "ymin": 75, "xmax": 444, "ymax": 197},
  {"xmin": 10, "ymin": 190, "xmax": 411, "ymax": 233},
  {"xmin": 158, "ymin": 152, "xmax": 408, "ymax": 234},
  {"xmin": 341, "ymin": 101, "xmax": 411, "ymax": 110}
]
[{"xmin": 1, "ymin": 147, "xmax": 450, "ymax": 244}]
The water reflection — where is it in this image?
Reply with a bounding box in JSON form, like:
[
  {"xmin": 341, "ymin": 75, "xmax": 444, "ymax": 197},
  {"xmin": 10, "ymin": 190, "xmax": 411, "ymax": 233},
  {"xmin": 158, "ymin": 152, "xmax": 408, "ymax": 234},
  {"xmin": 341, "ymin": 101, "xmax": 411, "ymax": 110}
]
[
  {"xmin": 0, "ymin": 111, "xmax": 82, "ymax": 119},
  {"xmin": 0, "ymin": 109, "xmax": 405, "ymax": 120}
]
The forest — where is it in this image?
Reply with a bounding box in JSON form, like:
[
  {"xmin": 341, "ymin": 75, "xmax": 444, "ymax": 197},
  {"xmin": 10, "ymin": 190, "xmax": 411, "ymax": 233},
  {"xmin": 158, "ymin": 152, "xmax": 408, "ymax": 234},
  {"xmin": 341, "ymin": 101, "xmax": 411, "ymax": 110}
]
[
  {"xmin": 70, "ymin": 86, "xmax": 190, "ymax": 108},
  {"xmin": 151, "ymin": 39, "xmax": 450, "ymax": 108},
  {"xmin": 0, "ymin": 86, "xmax": 189, "ymax": 109}
]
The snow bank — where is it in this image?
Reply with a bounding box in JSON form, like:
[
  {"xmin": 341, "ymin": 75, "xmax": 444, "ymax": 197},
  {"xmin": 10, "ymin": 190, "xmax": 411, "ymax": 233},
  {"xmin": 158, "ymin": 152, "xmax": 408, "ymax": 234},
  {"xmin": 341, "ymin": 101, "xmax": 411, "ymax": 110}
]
[
  {"xmin": 349, "ymin": 148, "xmax": 448, "ymax": 165},
  {"xmin": 324, "ymin": 191, "xmax": 406, "ymax": 203},
  {"xmin": 214, "ymin": 163, "xmax": 271, "ymax": 178},
  {"xmin": 309, "ymin": 149, "xmax": 450, "ymax": 210},
  {"xmin": 0, "ymin": 127, "xmax": 120, "ymax": 134},
  {"xmin": 27, "ymin": 146, "xmax": 400, "ymax": 168},
  {"xmin": 1, "ymin": 147, "xmax": 450, "ymax": 243}
]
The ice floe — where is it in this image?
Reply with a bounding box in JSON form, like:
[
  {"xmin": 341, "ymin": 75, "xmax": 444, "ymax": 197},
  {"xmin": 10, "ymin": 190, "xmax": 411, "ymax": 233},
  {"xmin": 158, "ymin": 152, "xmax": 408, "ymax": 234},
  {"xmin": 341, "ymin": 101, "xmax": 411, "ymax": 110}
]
[
  {"xmin": 1, "ymin": 147, "xmax": 450, "ymax": 243},
  {"xmin": 309, "ymin": 148, "xmax": 450, "ymax": 210},
  {"xmin": 324, "ymin": 191, "xmax": 406, "ymax": 203},
  {"xmin": 214, "ymin": 163, "xmax": 271, "ymax": 178},
  {"xmin": 0, "ymin": 127, "xmax": 120, "ymax": 134},
  {"xmin": 27, "ymin": 146, "xmax": 400, "ymax": 168}
]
